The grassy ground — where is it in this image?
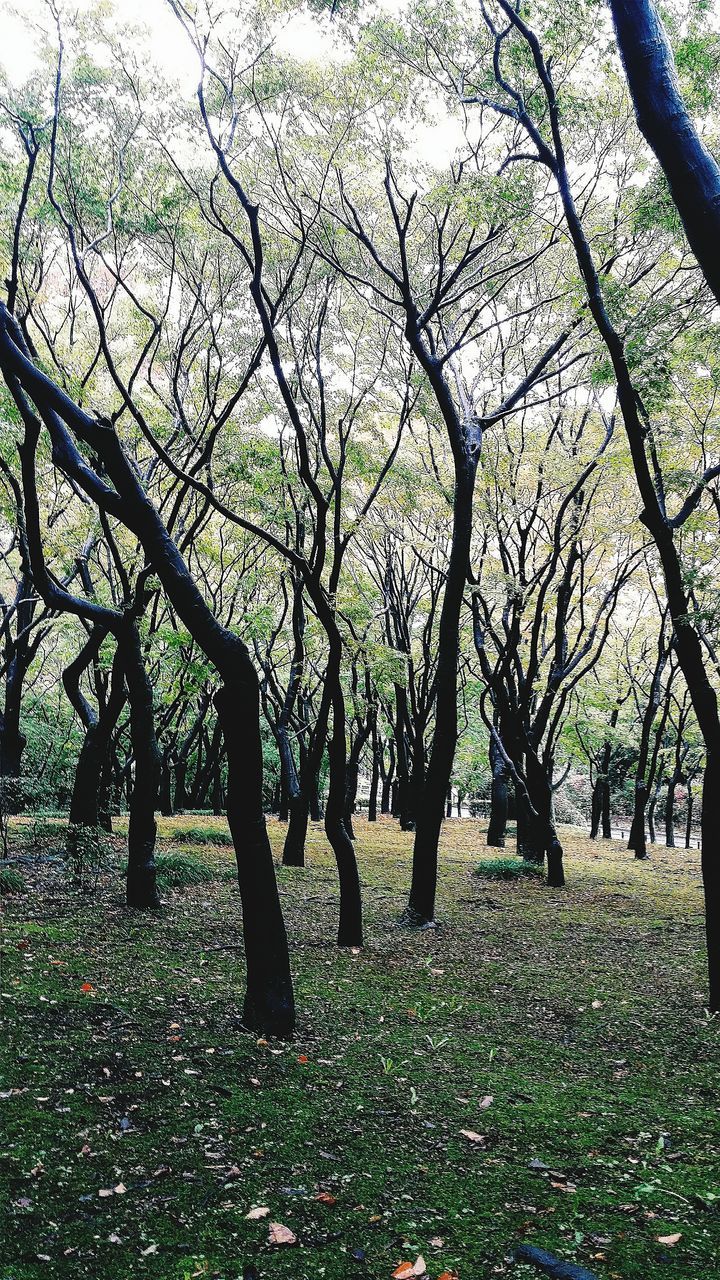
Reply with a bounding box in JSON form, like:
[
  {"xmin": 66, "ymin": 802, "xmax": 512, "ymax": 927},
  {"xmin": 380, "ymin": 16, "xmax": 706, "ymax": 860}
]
[{"xmin": 1, "ymin": 816, "xmax": 718, "ymax": 1280}]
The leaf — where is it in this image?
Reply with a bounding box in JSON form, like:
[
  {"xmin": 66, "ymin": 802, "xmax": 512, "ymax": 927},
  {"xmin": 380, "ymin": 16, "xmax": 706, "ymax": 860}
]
[
  {"xmin": 268, "ymin": 1222, "xmax": 297, "ymax": 1246},
  {"xmin": 392, "ymin": 1258, "xmax": 427, "ymax": 1278},
  {"xmin": 459, "ymin": 1129, "xmax": 485, "ymax": 1144},
  {"xmin": 315, "ymin": 1191, "xmax": 337, "ymax": 1205},
  {"xmin": 245, "ymin": 1206, "xmax": 270, "ymax": 1220},
  {"xmin": 113, "ymin": 1183, "xmax": 127, "ymax": 1194},
  {"xmin": 437, "ymin": 1272, "xmax": 460, "ymax": 1280},
  {"xmin": 140, "ymin": 1244, "xmax": 158, "ymax": 1255},
  {"xmin": 297, "ymin": 1054, "xmax": 309, "ymax": 1064},
  {"xmin": 657, "ymin": 1233, "xmax": 682, "ymax": 1245},
  {"xmin": 479, "ymin": 1095, "xmax": 494, "ymax": 1109},
  {"xmin": 80, "ymin": 983, "xmax": 93, "ymax": 993},
  {"xmin": 591, "ymin": 999, "xmax": 603, "ymax": 1009}
]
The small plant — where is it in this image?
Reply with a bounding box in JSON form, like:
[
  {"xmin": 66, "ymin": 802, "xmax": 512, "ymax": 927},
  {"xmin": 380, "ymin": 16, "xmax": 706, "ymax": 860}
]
[
  {"xmin": 155, "ymin": 853, "xmax": 215, "ymax": 889},
  {"xmin": 165, "ymin": 824, "xmax": 233, "ymax": 846},
  {"xmin": 65, "ymin": 825, "xmax": 113, "ymax": 894},
  {"xmin": 379, "ymin": 1055, "xmax": 409, "ymax": 1076},
  {"xmin": 0, "ymin": 865, "xmax": 26, "ymax": 895},
  {"xmin": 475, "ymin": 857, "xmax": 544, "ymax": 881}
]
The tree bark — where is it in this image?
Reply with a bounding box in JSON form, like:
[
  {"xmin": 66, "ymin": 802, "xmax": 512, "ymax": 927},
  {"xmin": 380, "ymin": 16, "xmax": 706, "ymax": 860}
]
[
  {"xmin": 609, "ymin": 0, "xmax": 720, "ymax": 307},
  {"xmin": 122, "ymin": 624, "xmax": 161, "ymax": 911},
  {"xmin": 215, "ymin": 673, "xmax": 295, "ymax": 1036},
  {"xmin": 487, "ymin": 734, "xmax": 509, "ymax": 847}
]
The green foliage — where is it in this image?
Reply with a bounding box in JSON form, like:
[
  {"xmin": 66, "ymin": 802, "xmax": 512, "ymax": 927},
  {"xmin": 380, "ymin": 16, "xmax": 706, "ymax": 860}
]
[
  {"xmin": 163, "ymin": 824, "xmax": 233, "ymax": 847},
  {"xmin": 475, "ymin": 856, "xmax": 544, "ymax": 881},
  {"xmin": 0, "ymin": 864, "xmax": 26, "ymax": 895},
  {"xmin": 154, "ymin": 852, "xmax": 216, "ymax": 889},
  {"xmin": 65, "ymin": 826, "xmax": 114, "ymax": 894}
]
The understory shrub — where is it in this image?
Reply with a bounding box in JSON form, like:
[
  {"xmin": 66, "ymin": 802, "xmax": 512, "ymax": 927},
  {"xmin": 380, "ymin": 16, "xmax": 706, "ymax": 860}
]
[
  {"xmin": 155, "ymin": 852, "xmax": 215, "ymax": 889},
  {"xmin": 475, "ymin": 857, "xmax": 544, "ymax": 881}
]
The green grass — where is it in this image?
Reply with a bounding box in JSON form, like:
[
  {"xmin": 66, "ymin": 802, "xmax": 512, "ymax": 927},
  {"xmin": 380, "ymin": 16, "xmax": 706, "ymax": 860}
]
[
  {"xmin": 154, "ymin": 853, "xmax": 216, "ymax": 890},
  {"xmin": 1, "ymin": 817, "xmax": 718, "ymax": 1280},
  {"xmin": 475, "ymin": 856, "xmax": 544, "ymax": 881},
  {"xmin": 0, "ymin": 864, "xmax": 26, "ymax": 894}
]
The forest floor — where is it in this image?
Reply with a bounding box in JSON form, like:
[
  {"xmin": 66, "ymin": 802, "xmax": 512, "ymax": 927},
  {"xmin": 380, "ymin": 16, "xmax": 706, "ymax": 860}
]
[{"xmin": 1, "ymin": 816, "xmax": 718, "ymax": 1280}]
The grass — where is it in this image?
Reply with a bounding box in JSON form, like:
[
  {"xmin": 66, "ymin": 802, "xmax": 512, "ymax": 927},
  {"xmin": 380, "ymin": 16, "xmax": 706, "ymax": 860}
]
[
  {"xmin": 154, "ymin": 853, "xmax": 217, "ymax": 890},
  {"xmin": 0, "ymin": 864, "xmax": 26, "ymax": 894},
  {"xmin": 1, "ymin": 816, "xmax": 718, "ymax": 1280},
  {"xmin": 475, "ymin": 857, "xmax": 544, "ymax": 881}
]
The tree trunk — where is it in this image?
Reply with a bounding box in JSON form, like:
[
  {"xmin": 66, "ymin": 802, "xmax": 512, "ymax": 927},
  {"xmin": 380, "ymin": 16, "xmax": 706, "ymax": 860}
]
[
  {"xmin": 701, "ymin": 753, "xmax": 720, "ymax": 1011},
  {"xmin": 159, "ymin": 756, "xmax": 174, "ymax": 816},
  {"xmin": 368, "ymin": 735, "xmax": 380, "ymax": 822},
  {"xmin": 685, "ymin": 782, "xmax": 694, "ymax": 850},
  {"xmin": 407, "ymin": 456, "xmax": 478, "ymax": 923},
  {"xmin": 665, "ymin": 774, "xmax": 677, "ymax": 848},
  {"xmin": 487, "ymin": 736, "xmax": 509, "ymax": 847},
  {"xmin": 215, "ymin": 671, "xmax": 295, "ymax": 1036},
  {"xmin": 122, "ymin": 625, "xmax": 160, "ymax": 911},
  {"xmin": 629, "ymin": 781, "xmax": 649, "ymax": 859},
  {"xmin": 282, "ymin": 788, "xmax": 309, "ymax": 867},
  {"xmin": 609, "ymin": 0, "xmax": 720, "ymax": 307}
]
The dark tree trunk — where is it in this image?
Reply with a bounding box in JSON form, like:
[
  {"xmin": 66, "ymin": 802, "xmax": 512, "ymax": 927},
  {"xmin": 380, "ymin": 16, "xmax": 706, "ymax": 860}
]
[
  {"xmin": 685, "ymin": 782, "xmax": 694, "ymax": 850},
  {"xmin": 665, "ymin": 774, "xmax": 677, "ymax": 848},
  {"xmin": 159, "ymin": 757, "xmax": 174, "ymax": 816},
  {"xmin": 408, "ymin": 455, "xmax": 478, "ymax": 924},
  {"xmin": 367, "ymin": 732, "xmax": 380, "ymax": 823},
  {"xmin": 0, "ymin": 662, "xmax": 26, "ymax": 780},
  {"xmin": 601, "ymin": 776, "xmax": 612, "ymax": 838},
  {"xmin": 380, "ymin": 741, "xmax": 394, "ymax": 815},
  {"xmin": 282, "ymin": 788, "xmax": 309, "ymax": 867},
  {"xmin": 174, "ymin": 758, "xmax": 189, "ymax": 813},
  {"xmin": 610, "ymin": 0, "xmax": 720, "ymax": 307},
  {"xmin": 487, "ymin": 736, "xmax": 509, "ymax": 847},
  {"xmin": 122, "ymin": 625, "xmax": 160, "ymax": 911},
  {"xmin": 215, "ymin": 670, "xmax": 295, "ymax": 1036},
  {"xmin": 629, "ymin": 782, "xmax": 649, "ymax": 859},
  {"xmin": 590, "ymin": 776, "xmax": 602, "ymax": 840},
  {"xmin": 446, "ymin": 789, "xmax": 453, "ymax": 819},
  {"xmin": 701, "ymin": 753, "xmax": 720, "ymax": 1011}
]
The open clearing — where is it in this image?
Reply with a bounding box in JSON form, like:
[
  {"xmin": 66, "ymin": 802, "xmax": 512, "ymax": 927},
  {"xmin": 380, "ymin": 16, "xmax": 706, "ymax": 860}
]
[{"xmin": 1, "ymin": 817, "xmax": 718, "ymax": 1280}]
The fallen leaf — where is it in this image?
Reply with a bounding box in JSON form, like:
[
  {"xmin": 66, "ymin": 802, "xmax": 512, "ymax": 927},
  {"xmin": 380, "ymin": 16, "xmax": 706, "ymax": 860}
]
[
  {"xmin": 392, "ymin": 1258, "xmax": 427, "ymax": 1278},
  {"xmin": 80, "ymin": 983, "xmax": 93, "ymax": 993},
  {"xmin": 459, "ymin": 1129, "xmax": 485, "ymax": 1144},
  {"xmin": 268, "ymin": 1222, "xmax": 297, "ymax": 1246},
  {"xmin": 591, "ymin": 999, "xmax": 603, "ymax": 1009},
  {"xmin": 297, "ymin": 1055, "xmax": 309, "ymax": 1065},
  {"xmin": 479, "ymin": 1095, "xmax": 494, "ymax": 1109},
  {"xmin": 315, "ymin": 1191, "xmax": 337, "ymax": 1205},
  {"xmin": 428, "ymin": 1236, "xmax": 444, "ymax": 1247},
  {"xmin": 657, "ymin": 1233, "xmax": 682, "ymax": 1246},
  {"xmin": 141, "ymin": 1244, "xmax": 158, "ymax": 1256},
  {"xmin": 113, "ymin": 1183, "xmax": 127, "ymax": 1195},
  {"xmin": 245, "ymin": 1206, "xmax": 270, "ymax": 1220},
  {"xmin": 437, "ymin": 1272, "xmax": 460, "ymax": 1280}
]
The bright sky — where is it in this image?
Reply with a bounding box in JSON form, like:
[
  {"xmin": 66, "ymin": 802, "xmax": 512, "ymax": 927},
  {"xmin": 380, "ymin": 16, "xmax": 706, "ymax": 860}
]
[
  {"xmin": 0, "ymin": 0, "xmax": 341, "ymax": 92},
  {"xmin": 0, "ymin": 0, "xmax": 465, "ymax": 168}
]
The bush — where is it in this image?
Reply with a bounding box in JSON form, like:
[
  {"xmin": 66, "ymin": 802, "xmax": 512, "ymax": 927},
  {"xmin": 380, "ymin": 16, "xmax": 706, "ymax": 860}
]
[
  {"xmin": 165, "ymin": 824, "xmax": 233, "ymax": 846},
  {"xmin": 155, "ymin": 853, "xmax": 215, "ymax": 889},
  {"xmin": 475, "ymin": 857, "xmax": 543, "ymax": 881},
  {"xmin": 65, "ymin": 826, "xmax": 113, "ymax": 894},
  {"xmin": 0, "ymin": 865, "xmax": 26, "ymax": 895}
]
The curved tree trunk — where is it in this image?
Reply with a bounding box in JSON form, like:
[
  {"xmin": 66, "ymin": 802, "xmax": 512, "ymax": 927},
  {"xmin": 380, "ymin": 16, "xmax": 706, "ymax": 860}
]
[{"xmin": 122, "ymin": 624, "xmax": 161, "ymax": 911}]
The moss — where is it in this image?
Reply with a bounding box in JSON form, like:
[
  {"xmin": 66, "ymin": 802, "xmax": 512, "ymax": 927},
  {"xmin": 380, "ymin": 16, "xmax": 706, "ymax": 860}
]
[{"xmin": 0, "ymin": 816, "xmax": 717, "ymax": 1280}]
